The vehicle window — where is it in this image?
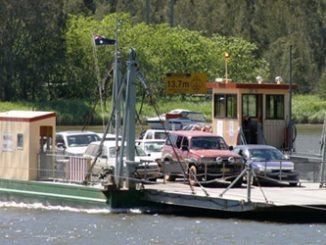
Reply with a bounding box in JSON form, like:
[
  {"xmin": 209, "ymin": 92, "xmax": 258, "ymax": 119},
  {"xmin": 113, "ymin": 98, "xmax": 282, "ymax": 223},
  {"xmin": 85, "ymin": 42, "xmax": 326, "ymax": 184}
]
[
  {"xmin": 187, "ymin": 112, "xmax": 205, "ymax": 122},
  {"xmin": 146, "ymin": 131, "xmax": 153, "ymax": 139},
  {"xmin": 85, "ymin": 144, "xmax": 97, "ymax": 156},
  {"xmin": 56, "ymin": 135, "xmax": 64, "ymax": 145},
  {"xmin": 67, "ymin": 134, "xmax": 100, "ymax": 147},
  {"xmin": 144, "ymin": 142, "xmax": 164, "ymax": 153},
  {"xmin": 191, "ymin": 137, "xmax": 228, "ymax": 150},
  {"xmin": 182, "ymin": 137, "xmax": 189, "ymax": 148},
  {"xmin": 135, "ymin": 146, "xmax": 147, "ymax": 156},
  {"xmin": 175, "ymin": 136, "xmax": 183, "ymax": 148},
  {"xmin": 249, "ymin": 148, "xmax": 284, "ymax": 161},
  {"xmin": 166, "ymin": 133, "xmax": 177, "ymax": 146},
  {"xmin": 155, "ymin": 132, "xmax": 167, "ymax": 139}
]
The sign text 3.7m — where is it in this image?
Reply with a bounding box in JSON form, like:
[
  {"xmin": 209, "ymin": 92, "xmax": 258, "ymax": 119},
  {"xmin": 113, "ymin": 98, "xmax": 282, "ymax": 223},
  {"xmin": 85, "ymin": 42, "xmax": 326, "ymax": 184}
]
[{"xmin": 165, "ymin": 73, "xmax": 208, "ymax": 94}]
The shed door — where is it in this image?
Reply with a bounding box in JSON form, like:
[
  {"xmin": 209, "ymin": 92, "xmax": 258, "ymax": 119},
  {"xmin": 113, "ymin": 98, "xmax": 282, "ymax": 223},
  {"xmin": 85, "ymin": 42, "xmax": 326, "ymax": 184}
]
[
  {"xmin": 40, "ymin": 126, "xmax": 53, "ymax": 151},
  {"xmin": 242, "ymin": 94, "xmax": 263, "ymax": 144}
]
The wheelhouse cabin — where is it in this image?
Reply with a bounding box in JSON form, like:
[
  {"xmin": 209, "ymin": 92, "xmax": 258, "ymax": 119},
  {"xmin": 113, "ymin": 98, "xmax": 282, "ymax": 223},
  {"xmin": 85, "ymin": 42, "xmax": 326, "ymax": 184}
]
[{"xmin": 207, "ymin": 81, "xmax": 296, "ymax": 150}]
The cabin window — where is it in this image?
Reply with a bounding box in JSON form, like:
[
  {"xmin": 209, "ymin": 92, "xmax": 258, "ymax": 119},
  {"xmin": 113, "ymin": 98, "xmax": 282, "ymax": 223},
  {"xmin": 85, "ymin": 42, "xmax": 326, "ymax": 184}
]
[
  {"xmin": 214, "ymin": 94, "xmax": 237, "ymax": 118},
  {"xmin": 242, "ymin": 94, "xmax": 258, "ymax": 118},
  {"xmin": 17, "ymin": 133, "xmax": 24, "ymax": 149},
  {"xmin": 266, "ymin": 95, "xmax": 284, "ymax": 119}
]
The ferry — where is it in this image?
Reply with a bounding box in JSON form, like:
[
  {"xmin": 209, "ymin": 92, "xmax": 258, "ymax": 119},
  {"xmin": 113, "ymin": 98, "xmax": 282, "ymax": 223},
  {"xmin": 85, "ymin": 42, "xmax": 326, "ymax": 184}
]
[{"xmin": 0, "ymin": 46, "xmax": 325, "ymax": 219}]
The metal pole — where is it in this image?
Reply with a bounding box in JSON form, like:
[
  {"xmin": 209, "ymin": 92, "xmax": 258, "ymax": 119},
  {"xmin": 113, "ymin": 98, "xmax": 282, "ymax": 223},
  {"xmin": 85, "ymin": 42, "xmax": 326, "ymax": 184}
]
[
  {"xmin": 320, "ymin": 114, "xmax": 326, "ymax": 187},
  {"xmin": 225, "ymin": 59, "xmax": 228, "ymax": 83},
  {"xmin": 288, "ymin": 45, "xmax": 293, "ymax": 152},
  {"xmin": 119, "ymin": 49, "xmax": 138, "ymax": 189},
  {"xmin": 113, "ymin": 29, "xmax": 123, "ymax": 188},
  {"xmin": 247, "ymin": 164, "xmax": 252, "ymax": 202}
]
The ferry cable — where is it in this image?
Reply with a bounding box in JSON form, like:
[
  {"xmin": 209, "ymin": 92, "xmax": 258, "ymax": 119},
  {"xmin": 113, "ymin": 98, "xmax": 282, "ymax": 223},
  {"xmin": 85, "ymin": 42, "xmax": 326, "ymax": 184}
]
[
  {"xmin": 249, "ymin": 169, "xmax": 270, "ymax": 204},
  {"xmin": 135, "ymin": 69, "xmax": 192, "ymax": 193},
  {"xmin": 84, "ymin": 80, "xmax": 126, "ymax": 185},
  {"xmin": 188, "ymin": 169, "xmax": 210, "ymax": 196}
]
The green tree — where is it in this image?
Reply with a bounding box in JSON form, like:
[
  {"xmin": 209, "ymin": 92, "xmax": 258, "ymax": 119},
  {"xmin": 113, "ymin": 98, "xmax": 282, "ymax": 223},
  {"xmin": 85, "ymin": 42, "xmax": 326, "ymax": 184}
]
[
  {"xmin": 65, "ymin": 13, "xmax": 267, "ymax": 98},
  {"xmin": 0, "ymin": 0, "xmax": 66, "ymax": 101}
]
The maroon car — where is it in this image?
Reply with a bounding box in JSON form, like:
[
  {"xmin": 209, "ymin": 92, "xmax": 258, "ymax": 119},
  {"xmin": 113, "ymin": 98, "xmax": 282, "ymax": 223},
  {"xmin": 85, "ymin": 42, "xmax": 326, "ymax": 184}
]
[{"xmin": 161, "ymin": 130, "xmax": 245, "ymax": 186}]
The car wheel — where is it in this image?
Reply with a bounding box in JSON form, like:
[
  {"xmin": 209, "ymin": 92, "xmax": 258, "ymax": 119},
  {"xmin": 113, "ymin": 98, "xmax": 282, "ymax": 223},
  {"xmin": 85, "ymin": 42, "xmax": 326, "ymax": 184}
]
[
  {"xmin": 188, "ymin": 165, "xmax": 198, "ymax": 186},
  {"xmin": 289, "ymin": 182, "xmax": 298, "ymax": 187},
  {"xmin": 164, "ymin": 175, "xmax": 176, "ymax": 182}
]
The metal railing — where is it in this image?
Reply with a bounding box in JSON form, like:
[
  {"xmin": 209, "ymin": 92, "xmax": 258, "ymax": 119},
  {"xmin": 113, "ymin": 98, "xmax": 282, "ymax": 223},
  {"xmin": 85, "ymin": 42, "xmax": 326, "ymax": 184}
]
[{"xmin": 37, "ymin": 151, "xmax": 90, "ymax": 183}]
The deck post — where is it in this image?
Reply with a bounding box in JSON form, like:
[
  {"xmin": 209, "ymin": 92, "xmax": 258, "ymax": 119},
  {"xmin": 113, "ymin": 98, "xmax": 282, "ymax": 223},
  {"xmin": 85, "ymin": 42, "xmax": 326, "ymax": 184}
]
[
  {"xmin": 320, "ymin": 114, "xmax": 326, "ymax": 187},
  {"xmin": 247, "ymin": 164, "xmax": 252, "ymax": 202},
  {"xmin": 120, "ymin": 49, "xmax": 138, "ymax": 189}
]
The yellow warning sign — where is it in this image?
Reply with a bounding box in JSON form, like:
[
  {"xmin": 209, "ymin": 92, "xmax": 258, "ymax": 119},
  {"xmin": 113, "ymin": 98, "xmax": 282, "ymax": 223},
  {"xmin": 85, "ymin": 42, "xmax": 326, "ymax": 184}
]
[{"xmin": 165, "ymin": 73, "xmax": 208, "ymax": 94}]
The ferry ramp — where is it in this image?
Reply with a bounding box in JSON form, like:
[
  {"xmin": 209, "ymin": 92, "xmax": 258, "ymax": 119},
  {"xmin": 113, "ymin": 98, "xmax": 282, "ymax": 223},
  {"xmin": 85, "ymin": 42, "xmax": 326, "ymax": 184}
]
[{"xmin": 142, "ymin": 180, "xmax": 326, "ymax": 213}]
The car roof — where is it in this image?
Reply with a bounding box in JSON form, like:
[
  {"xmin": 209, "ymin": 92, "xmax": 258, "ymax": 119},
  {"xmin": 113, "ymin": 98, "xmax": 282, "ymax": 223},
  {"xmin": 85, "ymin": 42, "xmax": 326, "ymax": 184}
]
[
  {"xmin": 97, "ymin": 133, "xmax": 121, "ymax": 138},
  {"xmin": 137, "ymin": 139, "xmax": 166, "ymax": 143},
  {"xmin": 144, "ymin": 129, "xmax": 166, "ymax": 132},
  {"xmin": 88, "ymin": 140, "xmax": 122, "ymax": 147},
  {"xmin": 234, "ymin": 144, "xmax": 277, "ymax": 150},
  {"xmin": 168, "ymin": 130, "xmax": 220, "ymax": 137},
  {"xmin": 56, "ymin": 131, "xmax": 98, "ymax": 136}
]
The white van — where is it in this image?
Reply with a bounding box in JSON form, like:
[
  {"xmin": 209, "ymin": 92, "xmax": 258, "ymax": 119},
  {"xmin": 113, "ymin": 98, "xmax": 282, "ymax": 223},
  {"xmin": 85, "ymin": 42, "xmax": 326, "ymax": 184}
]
[{"xmin": 55, "ymin": 131, "xmax": 100, "ymax": 156}]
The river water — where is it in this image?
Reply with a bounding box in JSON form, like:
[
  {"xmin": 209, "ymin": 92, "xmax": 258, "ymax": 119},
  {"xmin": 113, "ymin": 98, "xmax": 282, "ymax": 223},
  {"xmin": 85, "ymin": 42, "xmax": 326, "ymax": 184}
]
[{"xmin": 1, "ymin": 124, "xmax": 325, "ymax": 245}]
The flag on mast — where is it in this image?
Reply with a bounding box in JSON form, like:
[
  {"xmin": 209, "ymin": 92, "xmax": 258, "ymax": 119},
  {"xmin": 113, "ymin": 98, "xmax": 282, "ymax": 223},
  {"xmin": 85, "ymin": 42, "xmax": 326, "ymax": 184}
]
[{"xmin": 94, "ymin": 35, "xmax": 116, "ymax": 45}]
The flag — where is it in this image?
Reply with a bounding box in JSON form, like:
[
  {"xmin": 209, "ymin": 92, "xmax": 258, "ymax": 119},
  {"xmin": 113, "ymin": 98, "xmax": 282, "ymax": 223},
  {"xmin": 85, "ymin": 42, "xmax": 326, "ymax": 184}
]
[{"xmin": 94, "ymin": 35, "xmax": 116, "ymax": 45}]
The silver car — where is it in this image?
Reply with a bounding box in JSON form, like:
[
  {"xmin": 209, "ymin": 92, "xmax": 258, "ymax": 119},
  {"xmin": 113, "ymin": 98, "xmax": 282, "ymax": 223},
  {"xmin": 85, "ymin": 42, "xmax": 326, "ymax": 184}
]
[
  {"xmin": 233, "ymin": 145, "xmax": 299, "ymax": 186},
  {"xmin": 84, "ymin": 141, "xmax": 161, "ymax": 181}
]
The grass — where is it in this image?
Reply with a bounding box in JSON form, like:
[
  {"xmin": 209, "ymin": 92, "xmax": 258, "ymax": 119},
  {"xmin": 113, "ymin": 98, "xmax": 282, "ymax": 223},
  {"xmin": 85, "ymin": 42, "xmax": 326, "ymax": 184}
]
[{"xmin": 292, "ymin": 95, "xmax": 326, "ymax": 123}]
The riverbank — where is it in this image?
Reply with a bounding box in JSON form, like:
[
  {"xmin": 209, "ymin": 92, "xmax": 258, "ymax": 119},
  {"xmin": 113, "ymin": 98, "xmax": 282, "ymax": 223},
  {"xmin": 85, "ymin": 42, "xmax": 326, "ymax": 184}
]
[{"xmin": 0, "ymin": 94, "xmax": 325, "ymax": 125}]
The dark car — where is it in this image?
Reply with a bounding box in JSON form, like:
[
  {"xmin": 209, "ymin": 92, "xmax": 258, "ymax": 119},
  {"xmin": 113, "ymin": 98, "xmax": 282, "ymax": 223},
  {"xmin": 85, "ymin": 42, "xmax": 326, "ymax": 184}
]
[
  {"xmin": 233, "ymin": 144, "xmax": 299, "ymax": 186},
  {"xmin": 161, "ymin": 130, "xmax": 245, "ymax": 186}
]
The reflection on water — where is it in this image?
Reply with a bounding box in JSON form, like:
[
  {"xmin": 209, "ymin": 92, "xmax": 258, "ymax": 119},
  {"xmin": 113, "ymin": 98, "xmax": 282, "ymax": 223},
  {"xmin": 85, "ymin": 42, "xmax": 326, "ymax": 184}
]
[
  {"xmin": 295, "ymin": 124, "xmax": 323, "ymax": 154},
  {"xmin": 1, "ymin": 206, "xmax": 326, "ymax": 245}
]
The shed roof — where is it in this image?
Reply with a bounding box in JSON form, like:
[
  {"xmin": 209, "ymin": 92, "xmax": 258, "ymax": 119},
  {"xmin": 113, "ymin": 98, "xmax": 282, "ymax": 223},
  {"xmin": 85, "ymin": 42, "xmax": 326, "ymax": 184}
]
[
  {"xmin": 207, "ymin": 82, "xmax": 297, "ymax": 90},
  {"xmin": 0, "ymin": 110, "xmax": 56, "ymax": 122}
]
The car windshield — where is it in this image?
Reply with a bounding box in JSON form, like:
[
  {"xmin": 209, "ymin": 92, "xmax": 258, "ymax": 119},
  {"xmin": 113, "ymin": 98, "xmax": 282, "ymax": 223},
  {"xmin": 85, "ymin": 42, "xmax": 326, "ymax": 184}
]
[
  {"xmin": 154, "ymin": 132, "xmax": 167, "ymax": 139},
  {"xmin": 144, "ymin": 141, "xmax": 165, "ymax": 153},
  {"xmin": 67, "ymin": 134, "xmax": 100, "ymax": 147},
  {"xmin": 109, "ymin": 146, "xmax": 147, "ymax": 157},
  {"xmin": 190, "ymin": 137, "xmax": 228, "ymax": 150},
  {"xmin": 249, "ymin": 148, "xmax": 285, "ymax": 161},
  {"xmin": 185, "ymin": 112, "xmax": 205, "ymax": 122}
]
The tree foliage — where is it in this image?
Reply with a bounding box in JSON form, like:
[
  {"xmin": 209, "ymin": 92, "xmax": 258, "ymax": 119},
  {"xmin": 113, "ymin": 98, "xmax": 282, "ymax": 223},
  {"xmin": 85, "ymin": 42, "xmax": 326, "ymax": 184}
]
[
  {"xmin": 64, "ymin": 13, "xmax": 265, "ymax": 99},
  {"xmin": 0, "ymin": 0, "xmax": 324, "ymax": 102},
  {"xmin": 0, "ymin": 0, "xmax": 66, "ymax": 101}
]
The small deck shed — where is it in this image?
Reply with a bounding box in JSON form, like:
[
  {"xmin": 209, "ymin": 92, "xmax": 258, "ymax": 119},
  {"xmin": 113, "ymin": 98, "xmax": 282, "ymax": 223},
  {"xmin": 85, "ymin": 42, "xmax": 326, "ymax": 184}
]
[
  {"xmin": 0, "ymin": 111, "xmax": 56, "ymax": 181},
  {"xmin": 207, "ymin": 81, "xmax": 295, "ymax": 149}
]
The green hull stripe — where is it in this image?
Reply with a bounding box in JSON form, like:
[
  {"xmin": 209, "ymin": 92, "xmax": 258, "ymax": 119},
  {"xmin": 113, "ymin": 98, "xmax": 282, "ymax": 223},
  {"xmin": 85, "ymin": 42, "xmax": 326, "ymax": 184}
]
[{"xmin": 0, "ymin": 187, "xmax": 106, "ymax": 203}]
